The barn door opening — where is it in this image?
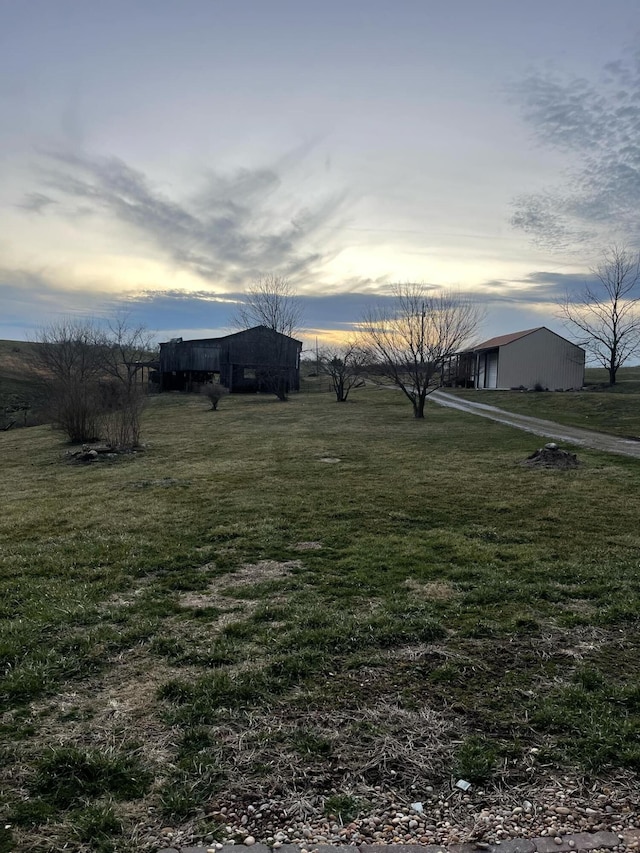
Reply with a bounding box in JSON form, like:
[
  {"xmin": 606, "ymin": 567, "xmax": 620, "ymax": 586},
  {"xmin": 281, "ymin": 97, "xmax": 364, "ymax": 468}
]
[{"xmin": 486, "ymin": 351, "xmax": 498, "ymax": 388}]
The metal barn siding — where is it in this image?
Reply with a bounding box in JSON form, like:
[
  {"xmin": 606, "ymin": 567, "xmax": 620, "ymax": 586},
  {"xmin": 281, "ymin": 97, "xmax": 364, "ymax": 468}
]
[
  {"xmin": 497, "ymin": 328, "xmax": 585, "ymax": 390},
  {"xmin": 159, "ymin": 342, "xmax": 222, "ymax": 373}
]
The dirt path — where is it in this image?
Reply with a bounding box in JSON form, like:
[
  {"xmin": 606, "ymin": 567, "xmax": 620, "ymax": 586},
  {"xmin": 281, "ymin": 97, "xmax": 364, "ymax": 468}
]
[{"xmin": 428, "ymin": 390, "xmax": 640, "ymax": 459}]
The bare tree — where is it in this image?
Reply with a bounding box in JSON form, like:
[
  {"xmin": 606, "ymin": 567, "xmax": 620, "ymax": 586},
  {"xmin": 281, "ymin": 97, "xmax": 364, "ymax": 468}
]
[
  {"xmin": 234, "ymin": 273, "xmax": 303, "ymax": 338},
  {"xmin": 560, "ymin": 244, "xmax": 640, "ymax": 385},
  {"xmin": 360, "ymin": 284, "xmax": 483, "ymax": 418},
  {"xmin": 32, "ymin": 319, "xmax": 104, "ymax": 442},
  {"xmin": 319, "ymin": 342, "xmax": 366, "ymax": 402},
  {"xmin": 96, "ymin": 314, "xmax": 154, "ymax": 447},
  {"xmin": 32, "ymin": 315, "xmax": 153, "ymax": 445},
  {"xmin": 234, "ymin": 273, "xmax": 304, "ymax": 401}
]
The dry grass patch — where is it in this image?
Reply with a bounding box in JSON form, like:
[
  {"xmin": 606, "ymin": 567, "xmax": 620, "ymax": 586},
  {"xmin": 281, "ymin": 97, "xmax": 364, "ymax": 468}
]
[
  {"xmin": 404, "ymin": 578, "xmax": 458, "ymax": 600},
  {"xmin": 179, "ymin": 559, "xmax": 300, "ymax": 609},
  {"xmin": 196, "ymin": 697, "xmax": 458, "ymax": 805}
]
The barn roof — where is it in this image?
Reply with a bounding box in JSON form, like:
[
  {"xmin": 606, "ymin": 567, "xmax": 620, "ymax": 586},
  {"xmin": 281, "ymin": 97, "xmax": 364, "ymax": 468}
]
[
  {"xmin": 160, "ymin": 325, "xmax": 303, "ymax": 348},
  {"xmin": 472, "ymin": 327, "xmax": 543, "ymax": 351}
]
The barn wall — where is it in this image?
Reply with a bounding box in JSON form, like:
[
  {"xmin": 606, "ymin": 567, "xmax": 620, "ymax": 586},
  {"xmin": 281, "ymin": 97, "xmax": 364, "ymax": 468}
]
[
  {"xmin": 159, "ymin": 341, "xmax": 221, "ymax": 373},
  {"xmin": 226, "ymin": 327, "xmax": 300, "ymax": 367},
  {"xmin": 159, "ymin": 327, "xmax": 302, "ymax": 393},
  {"xmin": 497, "ymin": 329, "xmax": 585, "ymax": 390}
]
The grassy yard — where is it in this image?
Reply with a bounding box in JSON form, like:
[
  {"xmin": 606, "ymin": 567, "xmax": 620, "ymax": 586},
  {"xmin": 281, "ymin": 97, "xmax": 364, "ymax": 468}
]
[
  {"xmin": 1, "ymin": 388, "xmax": 639, "ymax": 851},
  {"xmin": 448, "ymin": 366, "xmax": 640, "ymax": 438}
]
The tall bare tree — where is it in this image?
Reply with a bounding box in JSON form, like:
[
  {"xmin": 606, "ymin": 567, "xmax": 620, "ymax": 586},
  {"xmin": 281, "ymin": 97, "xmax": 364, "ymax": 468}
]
[
  {"xmin": 234, "ymin": 273, "xmax": 303, "ymax": 338},
  {"xmin": 319, "ymin": 342, "xmax": 366, "ymax": 402},
  {"xmin": 234, "ymin": 274, "xmax": 303, "ymax": 400},
  {"xmin": 560, "ymin": 244, "xmax": 640, "ymax": 385},
  {"xmin": 360, "ymin": 284, "xmax": 483, "ymax": 418}
]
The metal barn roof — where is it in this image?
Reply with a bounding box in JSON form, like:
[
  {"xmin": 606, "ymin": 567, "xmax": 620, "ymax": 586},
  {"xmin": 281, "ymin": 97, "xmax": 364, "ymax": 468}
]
[{"xmin": 472, "ymin": 327, "xmax": 543, "ymax": 351}]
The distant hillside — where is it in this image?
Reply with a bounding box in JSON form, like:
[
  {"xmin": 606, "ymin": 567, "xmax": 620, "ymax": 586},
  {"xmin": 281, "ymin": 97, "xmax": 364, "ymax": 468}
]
[
  {"xmin": 0, "ymin": 338, "xmax": 35, "ymax": 366},
  {"xmin": 0, "ymin": 341, "xmax": 45, "ymax": 426}
]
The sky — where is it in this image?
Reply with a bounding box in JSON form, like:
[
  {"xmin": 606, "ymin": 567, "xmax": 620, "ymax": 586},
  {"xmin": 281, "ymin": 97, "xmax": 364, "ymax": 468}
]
[{"xmin": 2, "ymin": 0, "xmax": 640, "ymax": 351}]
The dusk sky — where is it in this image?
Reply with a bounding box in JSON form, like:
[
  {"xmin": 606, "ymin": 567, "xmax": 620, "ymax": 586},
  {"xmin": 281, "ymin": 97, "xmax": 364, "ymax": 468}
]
[{"xmin": 2, "ymin": 0, "xmax": 640, "ymax": 350}]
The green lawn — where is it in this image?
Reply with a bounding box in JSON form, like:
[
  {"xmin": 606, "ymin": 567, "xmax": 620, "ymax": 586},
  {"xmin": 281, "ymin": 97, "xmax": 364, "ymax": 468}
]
[
  {"xmin": 448, "ymin": 366, "xmax": 640, "ymax": 438},
  {"xmin": 1, "ymin": 388, "xmax": 639, "ymax": 851}
]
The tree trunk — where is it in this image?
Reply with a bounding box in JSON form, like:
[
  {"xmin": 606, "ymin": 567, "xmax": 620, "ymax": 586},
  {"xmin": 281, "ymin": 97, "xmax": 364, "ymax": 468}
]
[
  {"xmin": 413, "ymin": 399, "xmax": 426, "ymax": 418},
  {"xmin": 609, "ymin": 365, "xmax": 617, "ymax": 385}
]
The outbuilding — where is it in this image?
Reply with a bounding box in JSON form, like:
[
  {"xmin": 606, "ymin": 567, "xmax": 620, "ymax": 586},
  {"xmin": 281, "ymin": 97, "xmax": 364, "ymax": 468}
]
[
  {"xmin": 158, "ymin": 325, "xmax": 302, "ymax": 393},
  {"xmin": 446, "ymin": 327, "xmax": 585, "ymax": 390}
]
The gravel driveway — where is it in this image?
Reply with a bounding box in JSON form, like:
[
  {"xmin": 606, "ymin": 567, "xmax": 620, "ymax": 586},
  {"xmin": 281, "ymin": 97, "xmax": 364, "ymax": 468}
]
[{"xmin": 428, "ymin": 390, "xmax": 640, "ymax": 459}]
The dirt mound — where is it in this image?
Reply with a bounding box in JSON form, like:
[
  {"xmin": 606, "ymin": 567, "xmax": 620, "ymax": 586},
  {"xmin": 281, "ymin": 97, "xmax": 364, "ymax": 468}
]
[{"xmin": 521, "ymin": 442, "xmax": 579, "ymax": 469}]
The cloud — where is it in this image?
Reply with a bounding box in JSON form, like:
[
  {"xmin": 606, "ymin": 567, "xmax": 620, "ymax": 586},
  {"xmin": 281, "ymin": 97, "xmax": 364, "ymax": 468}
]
[
  {"xmin": 511, "ymin": 49, "xmax": 640, "ymax": 250},
  {"xmin": 27, "ymin": 148, "xmax": 348, "ymax": 287},
  {"xmin": 0, "ymin": 267, "xmax": 107, "ymax": 338},
  {"xmin": 17, "ymin": 192, "xmax": 58, "ymax": 214},
  {"xmin": 0, "ymin": 251, "xmax": 596, "ymax": 349}
]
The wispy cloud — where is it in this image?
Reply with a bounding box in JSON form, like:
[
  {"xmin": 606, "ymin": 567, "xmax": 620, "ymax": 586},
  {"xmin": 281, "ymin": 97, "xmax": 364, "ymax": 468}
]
[
  {"xmin": 0, "ymin": 260, "xmax": 592, "ymax": 346},
  {"xmin": 16, "ymin": 192, "xmax": 58, "ymax": 214},
  {"xmin": 511, "ymin": 49, "xmax": 640, "ymax": 250},
  {"xmin": 0, "ymin": 267, "xmax": 109, "ymax": 337},
  {"xmin": 481, "ymin": 269, "xmax": 600, "ymax": 304},
  {"xmin": 22, "ymin": 148, "xmax": 349, "ymax": 287}
]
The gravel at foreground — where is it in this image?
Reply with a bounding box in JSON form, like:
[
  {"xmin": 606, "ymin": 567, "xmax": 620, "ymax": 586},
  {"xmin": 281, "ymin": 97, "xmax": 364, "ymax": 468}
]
[{"xmin": 153, "ymin": 780, "xmax": 640, "ymax": 852}]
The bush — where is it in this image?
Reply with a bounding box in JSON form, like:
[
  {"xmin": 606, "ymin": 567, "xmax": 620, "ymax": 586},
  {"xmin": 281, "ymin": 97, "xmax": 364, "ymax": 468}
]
[
  {"xmin": 202, "ymin": 382, "xmax": 228, "ymax": 410},
  {"xmin": 100, "ymin": 382, "xmax": 146, "ymax": 448}
]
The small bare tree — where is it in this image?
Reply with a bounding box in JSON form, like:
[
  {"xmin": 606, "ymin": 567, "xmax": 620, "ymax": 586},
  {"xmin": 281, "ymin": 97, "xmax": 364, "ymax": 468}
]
[
  {"xmin": 32, "ymin": 315, "xmax": 153, "ymax": 445},
  {"xmin": 234, "ymin": 273, "xmax": 303, "ymax": 401},
  {"xmin": 360, "ymin": 284, "xmax": 483, "ymax": 418},
  {"xmin": 560, "ymin": 244, "xmax": 640, "ymax": 385},
  {"xmin": 319, "ymin": 342, "xmax": 366, "ymax": 402},
  {"xmin": 32, "ymin": 319, "xmax": 105, "ymax": 442},
  {"xmin": 96, "ymin": 314, "xmax": 154, "ymax": 447}
]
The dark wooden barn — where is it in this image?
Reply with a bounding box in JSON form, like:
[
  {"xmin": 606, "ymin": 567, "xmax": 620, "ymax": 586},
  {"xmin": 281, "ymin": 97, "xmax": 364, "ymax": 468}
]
[{"xmin": 158, "ymin": 326, "xmax": 302, "ymax": 393}]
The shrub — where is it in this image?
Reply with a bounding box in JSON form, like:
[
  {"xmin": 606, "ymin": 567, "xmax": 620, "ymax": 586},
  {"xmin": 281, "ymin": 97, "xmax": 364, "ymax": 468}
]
[
  {"xmin": 202, "ymin": 382, "xmax": 228, "ymax": 410},
  {"xmin": 100, "ymin": 382, "xmax": 146, "ymax": 448}
]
